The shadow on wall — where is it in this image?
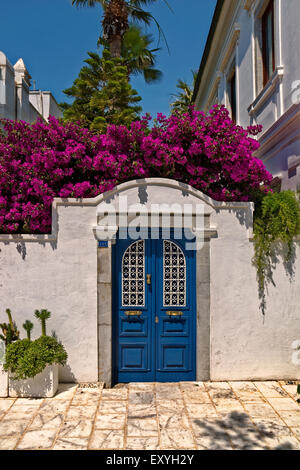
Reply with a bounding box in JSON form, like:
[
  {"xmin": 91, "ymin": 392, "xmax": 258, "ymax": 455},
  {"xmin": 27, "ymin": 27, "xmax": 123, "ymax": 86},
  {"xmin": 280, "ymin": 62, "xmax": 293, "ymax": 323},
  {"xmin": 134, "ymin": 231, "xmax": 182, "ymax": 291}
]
[
  {"xmin": 213, "ymin": 206, "xmax": 253, "ymax": 231},
  {"xmin": 270, "ymin": 241, "xmax": 298, "ymax": 283},
  {"xmin": 193, "ymin": 411, "xmax": 297, "ymax": 450},
  {"xmin": 12, "ymin": 208, "xmax": 60, "ymax": 260},
  {"xmin": 258, "ymin": 239, "xmax": 299, "ymax": 315},
  {"xmin": 235, "ymin": 207, "xmax": 252, "ymax": 230},
  {"xmin": 60, "ymin": 363, "xmax": 77, "ymax": 384},
  {"xmin": 16, "ymin": 242, "xmax": 26, "ymax": 260},
  {"xmin": 51, "ymin": 330, "xmax": 77, "ymax": 384}
]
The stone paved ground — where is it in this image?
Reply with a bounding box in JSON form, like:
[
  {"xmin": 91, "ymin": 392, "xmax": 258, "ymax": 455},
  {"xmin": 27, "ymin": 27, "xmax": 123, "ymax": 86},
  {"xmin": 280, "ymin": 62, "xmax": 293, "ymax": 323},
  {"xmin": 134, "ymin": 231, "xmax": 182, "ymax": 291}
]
[{"xmin": 0, "ymin": 381, "xmax": 300, "ymax": 450}]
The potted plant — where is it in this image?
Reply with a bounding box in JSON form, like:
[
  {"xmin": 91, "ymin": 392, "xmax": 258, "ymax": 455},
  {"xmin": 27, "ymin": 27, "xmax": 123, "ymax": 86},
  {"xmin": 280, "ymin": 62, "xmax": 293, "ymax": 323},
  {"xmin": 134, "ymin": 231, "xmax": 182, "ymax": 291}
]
[
  {"xmin": 0, "ymin": 309, "xmax": 20, "ymax": 397},
  {"xmin": 4, "ymin": 309, "xmax": 67, "ymax": 398}
]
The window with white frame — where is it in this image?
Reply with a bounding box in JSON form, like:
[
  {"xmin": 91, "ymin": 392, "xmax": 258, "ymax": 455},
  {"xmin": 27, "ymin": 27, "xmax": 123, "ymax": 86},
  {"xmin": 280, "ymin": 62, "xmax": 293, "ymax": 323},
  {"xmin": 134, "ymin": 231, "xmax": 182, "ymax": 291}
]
[
  {"xmin": 227, "ymin": 61, "xmax": 237, "ymax": 122},
  {"xmin": 262, "ymin": 0, "xmax": 275, "ymax": 86},
  {"xmin": 254, "ymin": 0, "xmax": 276, "ymax": 94}
]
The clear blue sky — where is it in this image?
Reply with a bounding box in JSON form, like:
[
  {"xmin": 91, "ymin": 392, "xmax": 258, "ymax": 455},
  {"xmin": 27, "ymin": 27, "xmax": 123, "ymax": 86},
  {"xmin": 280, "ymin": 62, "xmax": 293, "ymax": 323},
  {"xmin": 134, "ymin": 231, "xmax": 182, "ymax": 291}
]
[{"xmin": 0, "ymin": 0, "xmax": 216, "ymax": 117}]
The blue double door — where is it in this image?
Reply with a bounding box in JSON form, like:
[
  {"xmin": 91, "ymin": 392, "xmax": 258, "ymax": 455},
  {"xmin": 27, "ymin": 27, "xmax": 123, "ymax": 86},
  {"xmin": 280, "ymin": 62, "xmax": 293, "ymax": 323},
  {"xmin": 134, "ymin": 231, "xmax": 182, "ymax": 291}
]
[{"xmin": 113, "ymin": 232, "xmax": 196, "ymax": 383}]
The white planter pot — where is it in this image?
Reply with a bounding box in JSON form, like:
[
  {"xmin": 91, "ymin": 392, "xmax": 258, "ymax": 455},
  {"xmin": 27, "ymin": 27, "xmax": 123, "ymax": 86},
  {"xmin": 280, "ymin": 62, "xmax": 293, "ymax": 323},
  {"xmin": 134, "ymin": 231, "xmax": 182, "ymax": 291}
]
[
  {"xmin": 0, "ymin": 341, "xmax": 8, "ymax": 398},
  {"xmin": 0, "ymin": 365, "xmax": 8, "ymax": 398},
  {"xmin": 9, "ymin": 364, "xmax": 59, "ymax": 398}
]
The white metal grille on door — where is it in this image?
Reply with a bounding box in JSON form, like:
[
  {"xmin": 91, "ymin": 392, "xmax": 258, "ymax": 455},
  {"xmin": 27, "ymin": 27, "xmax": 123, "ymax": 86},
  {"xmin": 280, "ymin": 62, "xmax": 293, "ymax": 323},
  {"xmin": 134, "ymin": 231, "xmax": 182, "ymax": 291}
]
[
  {"xmin": 163, "ymin": 240, "xmax": 186, "ymax": 307},
  {"xmin": 122, "ymin": 240, "xmax": 145, "ymax": 307}
]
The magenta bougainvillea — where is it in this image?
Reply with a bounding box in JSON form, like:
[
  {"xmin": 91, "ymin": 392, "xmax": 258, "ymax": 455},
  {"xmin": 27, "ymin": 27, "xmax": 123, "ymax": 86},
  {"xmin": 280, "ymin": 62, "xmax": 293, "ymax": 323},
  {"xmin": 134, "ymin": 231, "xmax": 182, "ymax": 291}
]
[{"xmin": 0, "ymin": 105, "xmax": 272, "ymax": 234}]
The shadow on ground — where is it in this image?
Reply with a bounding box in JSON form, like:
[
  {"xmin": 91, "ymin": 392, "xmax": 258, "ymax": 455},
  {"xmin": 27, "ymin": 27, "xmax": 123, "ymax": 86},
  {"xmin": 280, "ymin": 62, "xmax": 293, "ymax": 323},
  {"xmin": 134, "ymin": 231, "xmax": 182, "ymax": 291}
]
[{"xmin": 193, "ymin": 411, "xmax": 295, "ymax": 450}]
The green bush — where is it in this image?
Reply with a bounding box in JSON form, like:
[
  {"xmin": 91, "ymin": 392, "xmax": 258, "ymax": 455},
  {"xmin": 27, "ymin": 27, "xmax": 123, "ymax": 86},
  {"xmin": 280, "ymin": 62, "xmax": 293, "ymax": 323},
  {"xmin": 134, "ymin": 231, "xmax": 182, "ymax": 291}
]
[
  {"xmin": 4, "ymin": 336, "xmax": 67, "ymax": 380},
  {"xmin": 4, "ymin": 339, "xmax": 31, "ymax": 374},
  {"xmin": 253, "ymin": 190, "xmax": 300, "ymax": 313}
]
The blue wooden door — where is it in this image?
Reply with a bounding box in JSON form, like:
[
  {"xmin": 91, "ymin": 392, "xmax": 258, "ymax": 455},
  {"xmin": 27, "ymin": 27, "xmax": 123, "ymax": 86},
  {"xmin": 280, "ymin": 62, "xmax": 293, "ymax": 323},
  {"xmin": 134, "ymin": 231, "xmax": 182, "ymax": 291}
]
[{"xmin": 113, "ymin": 232, "xmax": 196, "ymax": 383}]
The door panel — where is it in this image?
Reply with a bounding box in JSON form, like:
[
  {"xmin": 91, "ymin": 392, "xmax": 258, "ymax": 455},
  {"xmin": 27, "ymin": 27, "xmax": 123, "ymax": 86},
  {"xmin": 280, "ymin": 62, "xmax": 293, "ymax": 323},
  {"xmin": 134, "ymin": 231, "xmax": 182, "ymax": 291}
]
[
  {"xmin": 115, "ymin": 238, "xmax": 154, "ymax": 382},
  {"xmin": 161, "ymin": 317, "xmax": 189, "ymax": 336},
  {"xmin": 160, "ymin": 344, "xmax": 189, "ymax": 370},
  {"xmin": 113, "ymin": 232, "xmax": 196, "ymax": 383},
  {"xmin": 155, "ymin": 237, "xmax": 196, "ymax": 381},
  {"xmin": 119, "ymin": 317, "xmax": 148, "ymax": 337},
  {"xmin": 120, "ymin": 344, "xmax": 149, "ymax": 370}
]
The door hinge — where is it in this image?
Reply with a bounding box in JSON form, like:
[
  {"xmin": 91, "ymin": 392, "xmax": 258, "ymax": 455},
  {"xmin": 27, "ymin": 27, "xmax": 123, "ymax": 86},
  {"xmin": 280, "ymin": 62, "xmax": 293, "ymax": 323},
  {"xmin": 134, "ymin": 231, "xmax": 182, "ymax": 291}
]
[{"xmin": 155, "ymin": 316, "xmax": 159, "ymax": 323}]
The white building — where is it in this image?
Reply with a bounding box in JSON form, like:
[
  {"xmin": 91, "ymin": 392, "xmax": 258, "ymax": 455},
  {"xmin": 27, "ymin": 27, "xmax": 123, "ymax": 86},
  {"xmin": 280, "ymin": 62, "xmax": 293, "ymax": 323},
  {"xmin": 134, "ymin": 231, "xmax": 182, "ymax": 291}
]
[
  {"xmin": 193, "ymin": 0, "xmax": 300, "ymax": 191},
  {"xmin": 0, "ymin": 51, "xmax": 61, "ymax": 123}
]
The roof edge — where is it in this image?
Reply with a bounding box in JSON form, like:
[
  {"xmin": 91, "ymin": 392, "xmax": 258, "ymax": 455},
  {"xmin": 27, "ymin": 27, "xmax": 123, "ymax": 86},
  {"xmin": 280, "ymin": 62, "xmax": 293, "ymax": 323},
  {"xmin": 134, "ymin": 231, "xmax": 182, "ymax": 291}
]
[{"xmin": 192, "ymin": 0, "xmax": 224, "ymax": 104}]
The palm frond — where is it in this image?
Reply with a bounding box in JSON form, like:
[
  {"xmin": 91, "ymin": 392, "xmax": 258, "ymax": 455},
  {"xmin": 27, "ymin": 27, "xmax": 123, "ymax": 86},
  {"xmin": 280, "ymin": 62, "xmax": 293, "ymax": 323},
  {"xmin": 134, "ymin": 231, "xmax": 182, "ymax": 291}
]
[
  {"xmin": 72, "ymin": 0, "xmax": 103, "ymax": 7},
  {"xmin": 122, "ymin": 25, "xmax": 162, "ymax": 83},
  {"xmin": 170, "ymin": 71, "xmax": 198, "ymax": 113},
  {"xmin": 129, "ymin": 5, "xmax": 170, "ymax": 53},
  {"xmin": 129, "ymin": 0, "xmax": 174, "ymax": 13},
  {"xmin": 143, "ymin": 67, "xmax": 162, "ymax": 83}
]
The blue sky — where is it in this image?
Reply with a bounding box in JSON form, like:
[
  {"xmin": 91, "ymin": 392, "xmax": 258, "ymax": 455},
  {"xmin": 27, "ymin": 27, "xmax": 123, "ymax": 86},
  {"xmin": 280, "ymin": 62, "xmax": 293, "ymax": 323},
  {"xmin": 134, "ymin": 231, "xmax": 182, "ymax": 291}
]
[{"xmin": 0, "ymin": 0, "xmax": 216, "ymax": 117}]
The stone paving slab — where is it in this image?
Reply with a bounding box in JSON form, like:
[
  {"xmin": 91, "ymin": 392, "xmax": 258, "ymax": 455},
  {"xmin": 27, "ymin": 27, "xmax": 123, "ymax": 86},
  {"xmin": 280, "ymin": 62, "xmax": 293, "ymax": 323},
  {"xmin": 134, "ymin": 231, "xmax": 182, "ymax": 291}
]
[{"xmin": 0, "ymin": 381, "xmax": 299, "ymax": 450}]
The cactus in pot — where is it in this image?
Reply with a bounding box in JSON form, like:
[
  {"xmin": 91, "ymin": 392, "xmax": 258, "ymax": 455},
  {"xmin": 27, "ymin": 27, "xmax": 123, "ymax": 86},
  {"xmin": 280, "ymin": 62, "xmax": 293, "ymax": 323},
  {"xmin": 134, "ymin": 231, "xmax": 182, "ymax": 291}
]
[
  {"xmin": 6, "ymin": 309, "xmax": 67, "ymax": 398},
  {"xmin": 0, "ymin": 309, "xmax": 20, "ymax": 346}
]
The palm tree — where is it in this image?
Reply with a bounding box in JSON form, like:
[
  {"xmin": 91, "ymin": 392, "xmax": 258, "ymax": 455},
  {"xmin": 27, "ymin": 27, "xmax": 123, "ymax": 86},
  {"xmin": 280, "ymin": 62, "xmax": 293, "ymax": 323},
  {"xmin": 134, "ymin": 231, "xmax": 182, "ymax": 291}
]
[
  {"xmin": 72, "ymin": 0, "xmax": 170, "ymax": 58},
  {"xmin": 170, "ymin": 71, "xmax": 198, "ymax": 114},
  {"xmin": 98, "ymin": 24, "xmax": 162, "ymax": 83}
]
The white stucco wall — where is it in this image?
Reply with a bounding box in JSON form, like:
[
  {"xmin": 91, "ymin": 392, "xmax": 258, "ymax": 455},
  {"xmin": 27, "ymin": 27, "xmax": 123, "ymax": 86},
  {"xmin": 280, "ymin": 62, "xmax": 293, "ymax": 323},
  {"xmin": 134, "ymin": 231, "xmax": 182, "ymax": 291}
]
[
  {"xmin": 210, "ymin": 208, "xmax": 300, "ymax": 380},
  {"xmin": 0, "ymin": 179, "xmax": 299, "ymax": 383},
  {"xmin": 0, "ymin": 204, "xmax": 98, "ymax": 383}
]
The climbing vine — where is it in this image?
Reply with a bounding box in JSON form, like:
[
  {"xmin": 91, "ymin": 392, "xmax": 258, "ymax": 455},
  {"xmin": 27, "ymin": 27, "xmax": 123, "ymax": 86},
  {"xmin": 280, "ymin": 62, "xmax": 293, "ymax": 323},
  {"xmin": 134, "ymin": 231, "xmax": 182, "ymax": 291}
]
[{"xmin": 252, "ymin": 190, "xmax": 300, "ymax": 314}]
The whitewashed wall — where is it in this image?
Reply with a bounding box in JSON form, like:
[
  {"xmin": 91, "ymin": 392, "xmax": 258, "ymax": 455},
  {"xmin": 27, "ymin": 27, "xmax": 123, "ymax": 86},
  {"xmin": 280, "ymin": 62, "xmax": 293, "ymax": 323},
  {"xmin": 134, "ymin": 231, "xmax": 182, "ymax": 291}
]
[
  {"xmin": 210, "ymin": 208, "xmax": 300, "ymax": 380},
  {"xmin": 0, "ymin": 204, "xmax": 98, "ymax": 383}
]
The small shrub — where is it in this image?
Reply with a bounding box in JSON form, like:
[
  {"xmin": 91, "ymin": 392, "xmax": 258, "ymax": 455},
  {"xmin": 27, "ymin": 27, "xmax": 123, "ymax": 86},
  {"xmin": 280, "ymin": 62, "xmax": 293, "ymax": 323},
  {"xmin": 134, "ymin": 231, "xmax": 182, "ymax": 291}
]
[
  {"xmin": 4, "ymin": 336, "xmax": 67, "ymax": 380},
  {"xmin": 4, "ymin": 339, "xmax": 31, "ymax": 374}
]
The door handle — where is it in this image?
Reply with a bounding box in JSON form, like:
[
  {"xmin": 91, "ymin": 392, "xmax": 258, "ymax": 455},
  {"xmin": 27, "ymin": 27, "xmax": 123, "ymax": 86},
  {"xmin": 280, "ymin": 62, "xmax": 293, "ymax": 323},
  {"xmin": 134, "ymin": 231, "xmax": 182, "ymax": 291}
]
[
  {"xmin": 146, "ymin": 274, "xmax": 151, "ymax": 285},
  {"xmin": 166, "ymin": 311, "xmax": 183, "ymax": 317},
  {"xmin": 125, "ymin": 311, "xmax": 142, "ymax": 316}
]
